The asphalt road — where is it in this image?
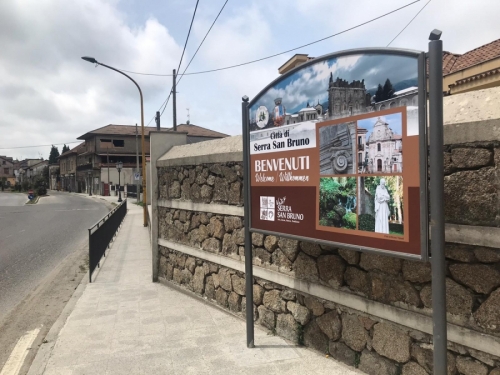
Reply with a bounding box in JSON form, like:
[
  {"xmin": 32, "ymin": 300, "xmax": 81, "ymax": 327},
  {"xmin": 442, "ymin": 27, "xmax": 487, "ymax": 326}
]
[
  {"xmin": 0, "ymin": 191, "xmax": 110, "ymax": 374},
  {"xmin": 0, "ymin": 191, "xmax": 108, "ymax": 323}
]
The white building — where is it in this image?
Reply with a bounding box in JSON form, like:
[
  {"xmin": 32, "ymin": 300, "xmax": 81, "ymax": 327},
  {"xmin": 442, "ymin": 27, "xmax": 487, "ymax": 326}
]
[{"xmin": 359, "ymin": 117, "xmax": 402, "ymax": 173}]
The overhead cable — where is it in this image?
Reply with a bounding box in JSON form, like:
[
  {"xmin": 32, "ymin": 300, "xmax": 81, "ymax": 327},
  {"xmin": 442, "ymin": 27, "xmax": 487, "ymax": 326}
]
[{"xmin": 387, "ymin": 0, "xmax": 432, "ymax": 47}]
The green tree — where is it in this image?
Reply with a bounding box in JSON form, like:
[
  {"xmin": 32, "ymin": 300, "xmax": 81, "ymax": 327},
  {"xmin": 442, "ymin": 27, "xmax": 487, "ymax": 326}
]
[
  {"xmin": 61, "ymin": 144, "xmax": 70, "ymax": 153},
  {"xmin": 382, "ymin": 79, "xmax": 395, "ymax": 101},
  {"xmin": 374, "ymin": 84, "xmax": 384, "ymax": 102},
  {"xmin": 48, "ymin": 145, "xmax": 60, "ymax": 164}
]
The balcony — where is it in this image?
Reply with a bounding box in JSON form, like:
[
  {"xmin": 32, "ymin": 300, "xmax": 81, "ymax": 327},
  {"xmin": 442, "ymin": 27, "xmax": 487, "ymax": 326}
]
[{"xmin": 357, "ymin": 143, "xmax": 364, "ymax": 151}]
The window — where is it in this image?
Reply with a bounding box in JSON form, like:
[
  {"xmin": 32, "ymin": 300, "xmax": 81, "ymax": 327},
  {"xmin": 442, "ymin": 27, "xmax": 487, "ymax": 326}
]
[
  {"xmin": 4, "ymin": 168, "xmax": 9, "ymax": 174},
  {"xmin": 377, "ymin": 143, "xmax": 381, "ymax": 152},
  {"xmin": 113, "ymin": 140, "xmax": 124, "ymax": 147},
  {"xmin": 2, "ymin": 161, "xmax": 5, "ymax": 165},
  {"xmin": 358, "ymin": 153, "xmax": 362, "ymax": 163},
  {"xmin": 358, "ymin": 136, "xmax": 361, "ymax": 145},
  {"xmin": 100, "ymin": 139, "xmax": 112, "ymax": 147}
]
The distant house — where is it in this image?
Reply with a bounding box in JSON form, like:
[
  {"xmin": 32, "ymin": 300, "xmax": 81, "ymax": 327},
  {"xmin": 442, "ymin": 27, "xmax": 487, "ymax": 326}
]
[
  {"xmin": 0, "ymin": 156, "xmax": 15, "ymax": 187},
  {"xmin": 72, "ymin": 123, "xmax": 227, "ymax": 195}
]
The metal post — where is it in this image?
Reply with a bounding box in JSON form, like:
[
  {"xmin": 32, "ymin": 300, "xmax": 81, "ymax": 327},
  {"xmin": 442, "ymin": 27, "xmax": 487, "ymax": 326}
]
[
  {"xmin": 136, "ymin": 123, "xmax": 140, "ymax": 203},
  {"xmin": 241, "ymin": 96, "xmax": 254, "ymax": 348},
  {"xmin": 173, "ymin": 69, "xmax": 177, "ymax": 131},
  {"xmin": 88, "ymin": 228, "xmax": 92, "ymax": 283},
  {"xmin": 118, "ymin": 169, "xmax": 122, "ymax": 202},
  {"xmin": 107, "ymin": 149, "xmax": 110, "ymax": 195},
  {"xmin": 429, "ymin": 29, "xmax": 447, "ymax": 375}
]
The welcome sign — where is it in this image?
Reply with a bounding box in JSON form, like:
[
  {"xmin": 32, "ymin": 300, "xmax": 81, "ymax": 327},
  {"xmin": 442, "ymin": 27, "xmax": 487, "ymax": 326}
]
[{"xmin": 245, "ymin": 49, "xmax": 428, "ymax": 259}]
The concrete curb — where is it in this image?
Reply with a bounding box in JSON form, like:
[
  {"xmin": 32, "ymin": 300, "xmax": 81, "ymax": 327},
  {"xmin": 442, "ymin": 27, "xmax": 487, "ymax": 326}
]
[{"xmin": 26, "ymin": 271, "xmax": 89, "ymax": 375}]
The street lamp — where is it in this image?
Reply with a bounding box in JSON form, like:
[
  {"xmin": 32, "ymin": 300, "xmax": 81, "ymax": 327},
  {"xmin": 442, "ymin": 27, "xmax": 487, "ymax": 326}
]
[
  {"xmin": 116, "ymin": 161, "xmax": 123, "ymax": 203},
  {"xmin": 88, "ymin": 170, "xmax": 92, "ymax": 196},
  {"xmin": 82, "ymin": 56, "xmax": 147, "ymax": 225}
]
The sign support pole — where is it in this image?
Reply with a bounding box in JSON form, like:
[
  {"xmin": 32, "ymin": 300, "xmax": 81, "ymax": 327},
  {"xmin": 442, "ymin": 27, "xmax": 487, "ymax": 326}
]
[
  {"xmin": 242, "ymin": 95, "xmax": 255, "ymax": 348},
  {"xmin": 429, "ymin": 29, "xmax": 447, "ymax": 374}
]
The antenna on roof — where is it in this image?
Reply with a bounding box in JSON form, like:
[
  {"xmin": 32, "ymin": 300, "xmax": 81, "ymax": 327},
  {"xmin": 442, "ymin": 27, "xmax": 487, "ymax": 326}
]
[{"xmin": 186, "ymin": 108, "xmax": 190, "ymax": 125}]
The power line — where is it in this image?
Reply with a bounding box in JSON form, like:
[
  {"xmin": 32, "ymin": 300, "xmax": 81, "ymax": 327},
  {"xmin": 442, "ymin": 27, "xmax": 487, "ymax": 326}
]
[
  {"xmin": 387, "ymin": 0, "xmax": 432, "ymax": 47},
  {"xmin": 117, "ymin": 0, "xmax": 420, "ymax": 78},
  {"xmin": 0, "ymin": 141, "xmax": 80, "ymax": 150},
  {"xmin": 177, "ymin": 0, "xmax": 200, "ymax": 74},
  {"xmin": 176, "ymin": 0, "xmax": 229, "ymax": 87}
]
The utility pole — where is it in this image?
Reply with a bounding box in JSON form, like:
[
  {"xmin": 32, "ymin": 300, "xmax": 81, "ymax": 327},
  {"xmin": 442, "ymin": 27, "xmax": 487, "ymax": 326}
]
[
  {"xmin": 173, "ymin": 69, "xmax": 177, "ymax": 131},
  {"xmin": 155, "ymin": 111, "xmax": 161, "ymax": 131},
  {"xmin": 107, "ymin": 149, "xmax": 110, "ymax": 195},
  {"xmin": 186, "ymin": 108, "xmax": 190, "ymax": 124},
  {"xmin": 135, "ymin": 123, "xmax": 140, "ymax": 204}
]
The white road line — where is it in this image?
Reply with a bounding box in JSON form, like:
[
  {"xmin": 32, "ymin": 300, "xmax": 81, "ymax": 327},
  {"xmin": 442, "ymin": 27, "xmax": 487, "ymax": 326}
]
[{"xmin": 0, "ymin": 328, "xmax": 40, "ymax": 375}]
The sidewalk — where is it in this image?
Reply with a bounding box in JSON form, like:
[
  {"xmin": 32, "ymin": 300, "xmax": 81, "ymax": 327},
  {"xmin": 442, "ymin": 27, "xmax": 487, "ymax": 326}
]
[{"xmin": 35, "ymin": 201, "xmax": 362, "ymax": 375}]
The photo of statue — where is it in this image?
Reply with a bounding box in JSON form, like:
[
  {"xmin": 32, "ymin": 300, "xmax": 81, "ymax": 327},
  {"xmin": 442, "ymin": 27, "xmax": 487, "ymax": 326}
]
[
  {"xmin": 375, "ymin": 178, "xmax": 390, "ymax": 233},
  {"xmin": 358, "ymin": 176, "xmax": 403, "ymax": 236}
]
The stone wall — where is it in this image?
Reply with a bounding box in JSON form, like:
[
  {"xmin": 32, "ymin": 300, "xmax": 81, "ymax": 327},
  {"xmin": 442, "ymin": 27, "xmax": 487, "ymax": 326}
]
[{"xmin": 156, "ymin": 138, "xmax": 500, "ymax": 374}]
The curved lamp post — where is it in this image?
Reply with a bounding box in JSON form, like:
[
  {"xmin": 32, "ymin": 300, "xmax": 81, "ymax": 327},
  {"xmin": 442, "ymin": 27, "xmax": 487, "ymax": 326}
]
[
  {"xmin": 81, "ymin": 56, "xmax": 147, "ymax": 226},
  {"xmin": 88, "ymin": 170, "xmax": 92, "ymax": 196}
]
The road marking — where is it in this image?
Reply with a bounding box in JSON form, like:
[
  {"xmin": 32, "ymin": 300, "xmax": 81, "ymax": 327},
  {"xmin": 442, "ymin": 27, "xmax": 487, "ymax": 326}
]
[{"xmin": 0, "ymin": 327, "xmax": 40, "ymax": 375}]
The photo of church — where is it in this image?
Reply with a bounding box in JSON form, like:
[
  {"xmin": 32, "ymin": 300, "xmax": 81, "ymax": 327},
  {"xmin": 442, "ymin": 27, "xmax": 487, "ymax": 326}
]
[{"xmin": 357, "ymin": 113, "xmax": 403, "ymax": 174}]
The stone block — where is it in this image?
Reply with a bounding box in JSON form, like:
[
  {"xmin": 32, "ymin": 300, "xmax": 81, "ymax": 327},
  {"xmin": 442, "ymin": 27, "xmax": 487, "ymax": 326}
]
[
  {"xmin": 451, "ymin": 147, "xmax": 492, "ymax": 169},
  {"xmin": 208, "ymin": 217, "xmax": 225, "ymax": 239},
  {"xmin": 372, "ymin": 323, "xmax": 411, "ymax": 363},
  {"xmin": 206, "ymin": 175, "xmax": 215, "ymax": 186},
  {"xmin": 359, "ymin": 349, "xmax": 398, "ymax": 375},
  {"xmin": 328, "ymin": 341, "xmax": 356, "ymax": 367},
  {"xmin": 370, "ymin": 272, "xmax": 421, "ymax": 307},
  {"xmin": 293, "ymin": 252, "xmax": 319, "ymax": 283},
  {"xmin": 228, "ymin": 292, "xmax": 242, "ymax": 313},
  {"xmin": 281, "ymin": 289, "xmax": 296, "ymax": 301},
  {"xmin": 213, "ymin": 177, "xmax": 228, "ymax": 202},
  {"xmin": 456, "ymin": 356, "xmax": 488, "ymax": 375},
  {"xmin": 359, "ymin": 316, "xmax": 377, "ymax": 330},
  {"xmin": 257, "ymin": 305, "xmax": 275, "ymax": 330},
  {"xmin": 232, "ymin": 228, "xmax": 245, "ymax": 246},
  {"xmin": 474, "ymin": 247, "xmax": 500, "ymax": 263},
  {"xmin": 444, "ymin": 167, "xmax": 497, "ymax": 226},
  {"xmin": 410, "ymin": 344, "xmax": 456, "ymax": 375},
  {"xmin": 251, "ymin": 232, "xmax": 264, "ymax": 247},
  {"xmin": 271, "ymin": 249, "xmax": 293, "ymax": 272},
  {"xmin": 223, "ymin": 216, "xmax": 242, "ymax": 232},
  {"xmin": 165, "ymin": 263, "xmax": 174, "ymax": 281},
  {"xmin": 228, "ymin": 181, "xmax": 241, "ymax": 205},
  {"xmin": 402, "ymin": 362, "xmax": 428, "ymax": 375},
  {"xmin": 263, "ymin": 290, "xmax": 286, "ymax": 313},
  {"xmin": 202, "ymin": 238, "xmax": 221, "ymax": 254},
  {"xmin": 193, "ymin": 267, "xmax": 205, "ymax": 294},
  {"xmin": 286, "ymin": 301, "xmax": 311, "ymax": 325},
  {"xmin": 303, "ymin": 320, "xmax": 329, "ymax": 353},
  {"xmin": 253, "ymin": 284, "xmax": 264, "ymax": 305},
  {"xmin": 188, "ymin": 168, "xmax": 196, "ymax": 184},
  {"xmin": 276, "ymin": 314, "xmax": 299, "ymax": 343},
  {"xmin": 215, "ymin": 287, "xmax": 228, "ymax": 307},
  {"xmin": 449, "ymin": 263, "xmax": 500, "ymax": 294},
  {"xmin": 338, "ymin": 249, "xmax": 360, "ymax": 265},
  {"xmin": 254, "ymin": 247, "xmax": 271, "ymax": 265},
  {"xmin": 181, "ymin": 179, "xmax": 190, "ymax": 200},
  {"xmin": 185, "ymin": 257, "xmax": 196, "ymax": 274},
  {"xmin": 222, "ymin": 234, "xmax": 238, "ymax": 257},
  {"xmin": 241, "ymin": 298, "xmax": 258, "ymax": 321},
  {"xmin": 300, "ymin": 242, "xmax": 322, "ymax": 257},
  {"xmin": 474, "ymin": 287, "xmax": 500, "ymax": 332},
  {"xmin": 318, "ymin": 255, "xmax": 345, "ymax": 288},
  {"xmin": 231, "ymin": 275, "xmax": 245, "ymax": 296},
  {"xmin": 189, "ymin": 183, "xmax": 202, "ymax": 202},
  {"xmin": 261, "ymin": 236, "xmax": 278, "ymax": 253},
  {"xmin": 316, "ymin": 310, "xmax": 341, "ymax": 340},
  {"xmin": 345, "ymin": 267, "xmax": 370, "ymax": 295},
  {"xmin": 173, "ymin": 268, "xmax": 182, "ymax": 284},
  {"xmin": 360, "ymin": 253, "xmax": 402, "ymax": 275},
  {"xmin": 402, "ymin": 260, "xmax": 432, "ymax": 283},
  {"xmin": 445, "ymin": 243, "xmax": 477, "ymax": 262},
  {"xmin": 278, "ymin": 238, "xmax": 300, "ymax": 261},
  {"xmin": 180, "ymin": 269, "xmax": 193, "ymax": 289},
  {"xmin": 304, "ymin": 296, "xmax": 325, "ymax": 316},
  {"xmin": 205, "ymin": 276, "xmax": 215, "ymax": 300},
  {"xmin": 341, "ymin": 313, "xmax": 368, "ymax": 352},
  {"xmin": 218, "ymin": 268, "xmax": 232, "ymax": 291},
  {"xmin": 421, "ymin": 278, "xmax": 473, "ymax": 317},
  {"xmin": 168, "ymin": 180, "xmax": 181, "ymax": 199}
]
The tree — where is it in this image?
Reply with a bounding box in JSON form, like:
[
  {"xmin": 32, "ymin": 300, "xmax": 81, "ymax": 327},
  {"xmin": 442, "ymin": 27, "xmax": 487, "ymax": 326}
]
[
  {"xmin": 374, "ymin": 84, "xmax": 384, "ymax": 102},
  {"xmin": 48, "ymin": 145, "xmax": 60, "ymax": 164},
  {"xmin": 382, "ymin": 78, "xmax": 395, "ymax": 101},
  {"xmin": 62, "ymin": 144, "xmax": 70, "ymax": 154}
]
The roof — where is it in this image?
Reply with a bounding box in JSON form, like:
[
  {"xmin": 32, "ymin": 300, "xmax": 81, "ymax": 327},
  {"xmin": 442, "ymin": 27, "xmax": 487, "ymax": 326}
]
[
  {"xmin": 77, "ymin": 124, "xmax": 228, "ymax": 140},
  {"xmin": 448, "ymin": 38, "xmax": 500, "ymax": 74},
  {"xmin": 394, "ymin": 86, "xmax": 418, "ymax": 96},
  {"xmin": 59, "ymin": 142, "xmax": 85, "ymax": 158}
]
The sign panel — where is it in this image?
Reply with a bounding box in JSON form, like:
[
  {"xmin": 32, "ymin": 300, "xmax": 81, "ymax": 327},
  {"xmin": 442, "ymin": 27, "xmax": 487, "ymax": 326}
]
[
  {"xmin": 134, "ymin": 172, "xmax": 140, "ymax": 181},
  {"xmin": 246, "ymin": 49, "xmax": 427, "ymax": 259}
]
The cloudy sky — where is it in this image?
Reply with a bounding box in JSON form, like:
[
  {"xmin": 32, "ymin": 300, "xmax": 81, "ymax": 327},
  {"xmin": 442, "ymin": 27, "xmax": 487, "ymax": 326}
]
[{"xmin": 1, "ymin": 0, "xmax": 499, "ymax": 159}]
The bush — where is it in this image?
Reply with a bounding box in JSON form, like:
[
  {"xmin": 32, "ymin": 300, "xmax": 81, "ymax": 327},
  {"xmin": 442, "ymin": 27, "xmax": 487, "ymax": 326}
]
[
  {"xmin": 342, "ymin": 212, "xmax": 357, "ymax": 229},
  {"xmin": 358, "ymin": 214, "xmax": 375, "ymax": 232},
  {"xmin": 37, "ymin": 186, "xmax": 47, "ymax": 196}
]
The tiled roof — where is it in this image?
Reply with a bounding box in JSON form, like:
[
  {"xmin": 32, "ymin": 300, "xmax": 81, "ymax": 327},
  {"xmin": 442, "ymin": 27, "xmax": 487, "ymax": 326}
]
[
  {"xmin": 449, "ymin": 38, "xmax": 500, "ymax": 74},
  {"xmin": 442, "ymin": 52, "xmax": 461, "ymax": 75},
  {"xmin": 77, "ymin": 124, "xmax": 228, "ymax": 140},
  {"xmin": 59, "ymin": 142, "xmax": 85, "ymax": 157}
]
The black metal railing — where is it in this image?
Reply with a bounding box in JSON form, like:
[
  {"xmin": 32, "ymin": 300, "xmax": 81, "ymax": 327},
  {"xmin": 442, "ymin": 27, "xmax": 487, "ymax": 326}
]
[{"xmin": 88, "ymin": 199, "xmax": 127, "ymax": 282}]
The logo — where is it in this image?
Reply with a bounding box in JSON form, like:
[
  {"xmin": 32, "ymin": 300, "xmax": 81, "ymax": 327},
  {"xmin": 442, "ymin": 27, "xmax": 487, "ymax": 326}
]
[
  {"xmin": 256, "ymin": 106, "xmax": 269, "ymax": 128},
  {"xmin": 276, "ymin": 196, "xmax": 304, "ymax": 223},
  {"xmin": 259, "ymin": 196, "xmax": 275, "ymax": 221}
]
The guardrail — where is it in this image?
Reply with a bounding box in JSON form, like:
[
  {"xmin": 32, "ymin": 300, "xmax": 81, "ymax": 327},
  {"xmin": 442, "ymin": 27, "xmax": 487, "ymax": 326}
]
[{"xmin": 88, "ymin": 199, "xmax": 127, "ymax": 282}]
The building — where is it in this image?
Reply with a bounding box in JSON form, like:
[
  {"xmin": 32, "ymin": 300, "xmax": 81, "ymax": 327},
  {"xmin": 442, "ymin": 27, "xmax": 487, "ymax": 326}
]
[
  {"xmin": 48, "ymin": 164, "xmax": 60, "ymax": 190},
  {"xmin": 58, "ymin": 144, "xmax": 83, "ymax": 192},
  {"xmin": 328, "ymin": 75, "xmax": 372, "ymax": 118},
  {"xmin": 0, "ymin": 156, "xmax": 16, "ymax": 187},
  {"xmin": 73, "ymin": 123, "xmax": 228, "ymax": 196},
  {"xmin": 16, "ymin": 159, "xmax": 44, "ymax": 185},
  {"xmin": 278, "ymin": 54, "xmax": 315, "ymax": 75}
]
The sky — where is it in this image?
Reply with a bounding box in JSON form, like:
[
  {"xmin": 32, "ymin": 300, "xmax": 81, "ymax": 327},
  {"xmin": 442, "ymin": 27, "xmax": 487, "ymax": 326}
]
[
  {"xmin": 1, "ymin": 0, "xmax": 499, "ymax": 160},
  {"xmin": 358, "ymin": 113, "xmax": 403, "ymax": 141}
]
